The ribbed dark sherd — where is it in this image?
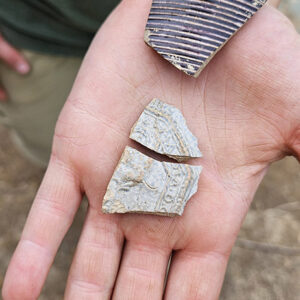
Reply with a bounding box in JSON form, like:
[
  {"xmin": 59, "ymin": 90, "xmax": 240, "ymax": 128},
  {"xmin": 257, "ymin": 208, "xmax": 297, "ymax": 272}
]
[{"xmin": 145, "ymin": 0, "xmax": 267, "ymax": 77}]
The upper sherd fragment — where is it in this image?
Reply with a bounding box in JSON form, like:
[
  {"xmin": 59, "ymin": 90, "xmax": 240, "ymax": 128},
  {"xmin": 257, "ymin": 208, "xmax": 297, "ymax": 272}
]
[
  {"xmin": 130, "ymin": 99, "xmax": 202, "ymax": 162},
  {"xmin": 145, "ymin": 0, "xmax": 267, "ymax": 77},
  {"xmin": 102, "ymin": 146, "xmax": 202, "ymax": 216}
]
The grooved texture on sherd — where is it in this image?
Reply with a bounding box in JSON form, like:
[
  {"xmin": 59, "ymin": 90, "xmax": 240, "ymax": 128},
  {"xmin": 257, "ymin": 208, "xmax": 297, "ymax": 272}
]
[{"xmin": 145, "ymin": 0, "xmax": 267, "ymax": 77}]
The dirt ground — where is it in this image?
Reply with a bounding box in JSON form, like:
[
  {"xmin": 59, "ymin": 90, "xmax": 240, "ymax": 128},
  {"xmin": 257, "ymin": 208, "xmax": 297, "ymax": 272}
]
[{"xmin": 1, "ymin": 3, "xmax": 300, "ymax": 300}]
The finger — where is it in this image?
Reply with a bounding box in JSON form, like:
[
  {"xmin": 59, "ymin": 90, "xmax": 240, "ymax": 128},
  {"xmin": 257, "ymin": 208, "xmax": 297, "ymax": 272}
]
[
  {"xmin": 267, "ymin": 0, "xmax": 281, "ymax": 8},
  {"xmin": 113, "ymin": 240, "xmax": 171, "ymax": 300},
  {"xmin": 65, "ymin": 208, "xmax": 124, "ymax": 300},
  {"xmin": 2, "ymin": 155, "xmax": 82, "ymax": 299},
  {"xmin": 0, "ymin": 34, "xmax": 30, "ymax": 74},
  {"xmin": 164, "ymin": 249, "xmax": 228, "ymax": 300}
]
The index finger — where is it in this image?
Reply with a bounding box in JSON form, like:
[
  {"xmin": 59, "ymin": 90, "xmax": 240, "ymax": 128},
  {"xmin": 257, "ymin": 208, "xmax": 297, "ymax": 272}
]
[{"xmin": 2, "ymin": 155, "xmax": 82, "ymax": 299}]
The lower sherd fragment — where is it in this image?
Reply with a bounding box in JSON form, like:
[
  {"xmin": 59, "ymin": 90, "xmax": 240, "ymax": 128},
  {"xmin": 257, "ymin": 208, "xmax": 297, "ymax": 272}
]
[
  {"xmin": 145, "ymin": 0, "xmax": 267, "ymax": 77},
  {"xmin": 102, "ymin": 146, "xmax": 202, "ymax": 216}
]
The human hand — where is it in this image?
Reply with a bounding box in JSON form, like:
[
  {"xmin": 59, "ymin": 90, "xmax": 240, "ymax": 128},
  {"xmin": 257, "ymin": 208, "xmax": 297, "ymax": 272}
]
[
  {"xmin": 0, "ymin": 34, "xmax": 30, "ymax": 100},
  {"xmin": 2, "ymin": 0, "xmax": 300, "ymax": 299}
]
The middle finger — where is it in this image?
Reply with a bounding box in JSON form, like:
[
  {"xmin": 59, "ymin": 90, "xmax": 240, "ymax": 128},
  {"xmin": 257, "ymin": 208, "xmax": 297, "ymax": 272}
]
[
  {"xmin": 65, "ymin": 207, "xmax": 124, "ymax": 299},
  {"xmin": 113, "ymin": 239, "xmax": 171, "ymax": 300}
]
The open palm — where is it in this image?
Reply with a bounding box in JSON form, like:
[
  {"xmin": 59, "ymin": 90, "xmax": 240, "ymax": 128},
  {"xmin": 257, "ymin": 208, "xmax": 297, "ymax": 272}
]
[{"xmin": 3, "ymin": 1, "xmax": 300, "ymax": 299}]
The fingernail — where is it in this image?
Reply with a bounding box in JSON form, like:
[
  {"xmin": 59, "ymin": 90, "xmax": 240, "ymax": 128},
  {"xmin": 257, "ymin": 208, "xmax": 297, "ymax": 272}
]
[{"xmin": 16, "ymin": 62, "xmax": 30, "ymax": 74}]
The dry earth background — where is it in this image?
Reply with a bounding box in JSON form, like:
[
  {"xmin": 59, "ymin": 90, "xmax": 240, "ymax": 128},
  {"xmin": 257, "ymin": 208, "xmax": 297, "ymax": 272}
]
[{"xmin": 0, "ymin": 2, "xmax": 300, "ymax": 299}]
